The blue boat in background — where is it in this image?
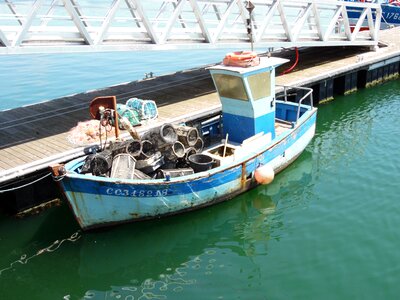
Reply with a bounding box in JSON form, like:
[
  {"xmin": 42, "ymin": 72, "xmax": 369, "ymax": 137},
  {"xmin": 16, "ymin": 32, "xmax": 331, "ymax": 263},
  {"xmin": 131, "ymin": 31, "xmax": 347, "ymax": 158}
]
[
  {"xmin": 346, "ymin": 0, "xmax": 400, "ymax": 29},
  {"xmin": 53, "ymin": 54, "xmax": 317, "ymax": 230}
]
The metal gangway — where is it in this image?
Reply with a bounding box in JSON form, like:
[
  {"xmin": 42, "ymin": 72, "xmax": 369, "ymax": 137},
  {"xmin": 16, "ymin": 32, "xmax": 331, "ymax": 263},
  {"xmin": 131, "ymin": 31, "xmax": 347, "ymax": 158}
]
[{"xmin": 0, "ymin": 0, "xmax": 382, "ymax": 54}]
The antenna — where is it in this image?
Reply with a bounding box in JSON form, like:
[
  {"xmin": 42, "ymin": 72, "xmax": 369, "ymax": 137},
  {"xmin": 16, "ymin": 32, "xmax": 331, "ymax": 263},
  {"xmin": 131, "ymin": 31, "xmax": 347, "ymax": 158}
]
[{"xmin": 245, "ymin": 1, "xmax": 255, "ymax": 51}]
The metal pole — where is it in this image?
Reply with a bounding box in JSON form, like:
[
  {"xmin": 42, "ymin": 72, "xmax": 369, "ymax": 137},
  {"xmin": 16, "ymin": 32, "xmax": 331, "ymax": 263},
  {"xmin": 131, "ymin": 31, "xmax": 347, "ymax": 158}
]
[
  {"xmin": 112, "ymin": 96, "xmax": 120, "ymax": 139},
  {"xmin": 245, "ymin": 1, "xmax": 255, "ymax": 51}
]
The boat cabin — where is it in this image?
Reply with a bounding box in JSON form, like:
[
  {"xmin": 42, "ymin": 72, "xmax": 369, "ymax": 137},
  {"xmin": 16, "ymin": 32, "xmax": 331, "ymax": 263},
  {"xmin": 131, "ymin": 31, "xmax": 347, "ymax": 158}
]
[{"xmin": 208, "ymin": 57, "xmax": 289, "ymax": 143}]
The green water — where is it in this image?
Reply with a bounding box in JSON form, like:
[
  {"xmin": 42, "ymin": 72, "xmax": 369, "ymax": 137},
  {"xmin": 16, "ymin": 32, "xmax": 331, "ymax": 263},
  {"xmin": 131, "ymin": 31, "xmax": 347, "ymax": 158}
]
[{"xmin": 0, "ymin": 80, "xmax": 399, "ymax": 300}]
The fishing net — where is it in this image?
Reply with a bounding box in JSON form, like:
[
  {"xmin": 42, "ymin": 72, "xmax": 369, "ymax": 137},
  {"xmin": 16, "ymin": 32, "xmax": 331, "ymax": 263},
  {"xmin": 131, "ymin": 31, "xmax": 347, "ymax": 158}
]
[{"xmin": 67, "ymin": 120, "xmax": 115, "ymax": 146}]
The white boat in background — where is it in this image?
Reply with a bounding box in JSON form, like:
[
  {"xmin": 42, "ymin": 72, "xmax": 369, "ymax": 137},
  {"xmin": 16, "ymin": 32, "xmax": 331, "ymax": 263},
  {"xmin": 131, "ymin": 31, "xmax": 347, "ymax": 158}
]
[{"xmin": 346, "ymin": 0, "xmax": 400, "ymax": 30}]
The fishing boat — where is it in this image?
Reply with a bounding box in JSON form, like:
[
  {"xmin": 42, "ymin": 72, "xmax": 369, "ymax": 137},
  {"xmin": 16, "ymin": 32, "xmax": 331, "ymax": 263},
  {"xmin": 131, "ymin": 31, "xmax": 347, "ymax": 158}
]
[
  {"xmin": 346, "ymin": 0, "xmax": 400, "ymax": 30},
  {"xmin": 52, "ymin": 53, "xmax": 317, "ymax": 230}
]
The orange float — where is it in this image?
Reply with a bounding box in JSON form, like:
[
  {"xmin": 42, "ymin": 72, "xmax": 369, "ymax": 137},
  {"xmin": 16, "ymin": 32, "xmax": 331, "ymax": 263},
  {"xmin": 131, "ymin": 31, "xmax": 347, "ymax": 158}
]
[
  {"xmin": 226, "ymin": 51, "xmax": 257, "ymax": 61},
  {"xmin": 223, "ymin": 51, "xmax": 260, "ymax": 67}
]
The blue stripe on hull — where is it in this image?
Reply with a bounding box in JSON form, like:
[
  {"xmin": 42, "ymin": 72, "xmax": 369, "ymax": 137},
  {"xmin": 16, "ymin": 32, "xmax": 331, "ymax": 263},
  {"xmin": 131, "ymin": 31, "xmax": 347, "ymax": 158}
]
[
  {"xmin": 62, "ymin": 109, "xmax": 317, "ymax": 229},
  {"xmin": 65, "ymin": 178, "xmax": 244, "ymax": 228},
  {"xmin": 64, "ymin": 164, "xmax": 242, "ymax": 196}
]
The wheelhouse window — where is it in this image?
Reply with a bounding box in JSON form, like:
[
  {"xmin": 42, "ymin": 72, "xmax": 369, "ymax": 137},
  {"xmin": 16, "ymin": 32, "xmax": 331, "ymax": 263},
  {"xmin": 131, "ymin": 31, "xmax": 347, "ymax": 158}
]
[
  {"xmin": 247, "ymin": 71, "xmax": 271, "ymax": 100},
  {"xmin": 212, "ymin": 73, "xmax": 249, "ymax": 101}
]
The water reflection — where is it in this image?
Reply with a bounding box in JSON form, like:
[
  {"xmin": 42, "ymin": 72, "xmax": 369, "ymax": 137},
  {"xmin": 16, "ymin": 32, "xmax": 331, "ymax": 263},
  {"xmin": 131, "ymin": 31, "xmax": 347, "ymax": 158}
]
[
  {"xmin": 312, "ymin": 87, "xmax": 384, "ymax": 172},
  {"xmin": 234, "ymin": 151, "xmax": 314, "ymax": 257},
  {"xmin": 74, "ymin": 151, "xmax": 314, "ymax": 299},
  {"xmin": 2, "ymin": 82, "xmax": 399, "ymax": 299}
]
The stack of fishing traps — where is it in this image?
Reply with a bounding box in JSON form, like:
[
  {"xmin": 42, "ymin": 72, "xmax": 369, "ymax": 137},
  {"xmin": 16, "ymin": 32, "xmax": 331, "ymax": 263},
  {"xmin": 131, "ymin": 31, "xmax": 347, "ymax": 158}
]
[{"xmin": 80, "ymin": 123, "xmax": 205, "ymax": 179}]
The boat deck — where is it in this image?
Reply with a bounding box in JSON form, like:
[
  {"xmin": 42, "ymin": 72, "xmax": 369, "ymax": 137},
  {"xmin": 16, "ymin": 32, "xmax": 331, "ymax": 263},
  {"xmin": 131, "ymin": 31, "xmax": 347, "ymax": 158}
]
[
  {"xmin": 275, "ymin": 120, "xmax": 293, "ymax": 137},
  {"xmin": 0, "ymin": 27, "xmax": 399, "ymax": 185}
]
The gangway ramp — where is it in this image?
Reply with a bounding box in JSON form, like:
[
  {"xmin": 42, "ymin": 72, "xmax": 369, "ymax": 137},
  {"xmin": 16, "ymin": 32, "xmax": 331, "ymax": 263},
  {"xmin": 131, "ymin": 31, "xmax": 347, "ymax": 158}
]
[{"xmin": 0, "ymin": 0, "xmax": 382, "ymax": 55}]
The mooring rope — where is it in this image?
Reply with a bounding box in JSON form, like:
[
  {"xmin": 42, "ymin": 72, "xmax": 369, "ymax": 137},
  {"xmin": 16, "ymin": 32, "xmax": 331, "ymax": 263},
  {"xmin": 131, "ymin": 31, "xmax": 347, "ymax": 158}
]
[
  {"xmin": 0, "ymin": 172, "xmax": 52, "ymax": 194},
  {"xmin": 0, "ymin": 230, "xmax": 81, "ymax": 276}
]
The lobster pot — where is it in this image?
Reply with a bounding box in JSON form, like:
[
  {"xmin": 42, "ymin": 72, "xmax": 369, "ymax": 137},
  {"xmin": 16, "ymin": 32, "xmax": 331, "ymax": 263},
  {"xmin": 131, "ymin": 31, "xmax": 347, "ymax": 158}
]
[
  {"xmin": 139, "ymin": 140, "xmax": 155, "ymax": 159},
  {"xmin": 126, "ymin": 98, "xmax": 158, "ymax": 120},
  {"xmin": 133, "ymin": 169, "xmax": 151, "ymax": 179},
  {"xmin": 136, "ymin": 151, "xmax": 164, "ymax": 174},
  {"xmin": 174, "ymin": 147, "xmax": 196, "ymax": 168},
  {"xmin": 159, "ymin": 123, "xmax": 178, "ymax": 145},
  {"xmin": 80, "ymin": 154, "xmax": 95, "ymax": 174},
  {"xmin": 125, "ymin": 140, "xmax": 142, "ymax": 157},
  {"xmin": 175, "ymin": 125, "xmax": 199, "ymax": 147},
  {"xmin": 116, "ymin": 104, "xmax": 141, "ymax": 129},
  {"xmin": 157, "ymin": 168, "xmax": 194, "ymax": 179},
  {"xmin": 184, "ymin": 147, "xmax": 197, "ymax": 160},
  {"xmin": 110, "ymin": 154, "xmax": 136, "ymax": 179},
  {"xmin": 161, "ymin": 160, "xmax": 177, "ymax": 169},
  {"xmin": 193, "ymin": 137, "xmax": 204, "ymax": 153},
  {"xmin": 141, "ymin": 123, "xmax": 177, "ymax": 148},
  {"xmin": 90, "ymin": 150, "xmax": 113, "ymax": 176},
  {"xmin": 109, "ymin": 140, "xmax": 130, "ymax": 156},
  {"xmin": 161, "ymin": 141, "xmax": 185, "ymax": 161}
]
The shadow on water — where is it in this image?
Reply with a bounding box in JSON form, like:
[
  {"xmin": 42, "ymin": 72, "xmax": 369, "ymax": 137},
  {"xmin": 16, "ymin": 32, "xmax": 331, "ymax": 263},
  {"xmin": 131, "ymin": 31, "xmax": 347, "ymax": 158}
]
[
  {"xmin": 0, "ymin": 151, "xmax": 314, "ymax": 299},
  {"xmin": 0, "ymin": 202, "xmax": 81, "ymax": 299}
]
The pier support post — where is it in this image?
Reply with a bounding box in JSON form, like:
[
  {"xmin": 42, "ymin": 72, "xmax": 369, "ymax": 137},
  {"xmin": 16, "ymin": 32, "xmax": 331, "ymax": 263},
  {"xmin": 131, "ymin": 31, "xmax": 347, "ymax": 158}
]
[
  {"xmin": 334, "ymin": 72, "xmax": 358, "ymax": 96},
  {"xmin": 313, "ymin": 79, "xmax": 333, "ymax": 104},
  {"xmin": 365, "ymin": 61, "xmax": 399, "ymax": 88}
]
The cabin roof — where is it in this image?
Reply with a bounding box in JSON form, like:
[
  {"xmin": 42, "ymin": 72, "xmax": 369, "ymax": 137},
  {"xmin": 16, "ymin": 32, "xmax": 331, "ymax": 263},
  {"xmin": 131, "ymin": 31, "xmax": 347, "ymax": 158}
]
[{"xmin": 208, "ymin": 56, "xmax": 289, "ymax": 74}]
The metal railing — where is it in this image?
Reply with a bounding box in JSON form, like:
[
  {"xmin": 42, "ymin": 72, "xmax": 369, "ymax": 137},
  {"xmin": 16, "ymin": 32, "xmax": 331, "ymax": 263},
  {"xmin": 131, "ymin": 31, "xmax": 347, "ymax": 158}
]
[
  {"xmin": 277, "ymin": 85, "xmax": 314, "ymax": 123},
  {"xmin": 0, "ymin": 0, "xmax": 382, "ymax": 54}
]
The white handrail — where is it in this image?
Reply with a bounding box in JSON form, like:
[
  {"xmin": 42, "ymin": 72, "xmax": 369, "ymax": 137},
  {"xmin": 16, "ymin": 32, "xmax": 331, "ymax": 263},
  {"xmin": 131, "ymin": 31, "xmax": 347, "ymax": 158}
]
[
  {"xmin": 276, "ymin": 85, "xmax": 314, "ymax": 123},
  {"xmin": 0, "ymin": 0, "xmax": 382, "ymax": 54}
]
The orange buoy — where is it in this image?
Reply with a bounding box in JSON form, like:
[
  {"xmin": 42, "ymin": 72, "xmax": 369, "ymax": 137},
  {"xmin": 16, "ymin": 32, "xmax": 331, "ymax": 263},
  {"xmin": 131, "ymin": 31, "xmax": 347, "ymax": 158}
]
[
  {"xmin": 254, "ymin": 164, "xmax": 275, "ymax": 185},
  {"xmin": 223, "ymin": 51, "xmax": 260, "ymax": 67},
  {"xmin": 226, "ymin": 51, "xmax": 257, "ymax": 61}
]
